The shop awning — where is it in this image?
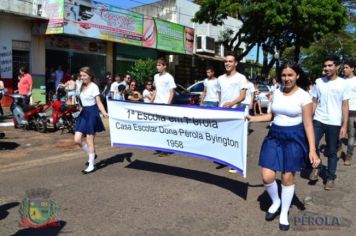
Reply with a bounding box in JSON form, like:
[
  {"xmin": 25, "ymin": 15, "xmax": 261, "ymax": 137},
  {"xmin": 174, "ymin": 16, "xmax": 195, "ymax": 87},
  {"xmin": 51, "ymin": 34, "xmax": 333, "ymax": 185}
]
[{"xmin": 194, "ymin": 53, "xmax": 225, "ymax": 62}]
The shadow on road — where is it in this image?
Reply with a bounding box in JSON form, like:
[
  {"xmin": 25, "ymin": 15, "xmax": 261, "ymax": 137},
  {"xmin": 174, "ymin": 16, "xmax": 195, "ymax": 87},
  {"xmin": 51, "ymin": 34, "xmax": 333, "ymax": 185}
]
[
  {"xmin": 125, "ymin": 160, "xmax": 248, "ymax": 200},
  {"xmin": 96, "ymin": 152, "xmax": 133, "ymax": 170},
  {"xmin": 12, "ymin": 220, "xmax": 66, "ymax": 236},
  {"xmin": 0, "ymin": 202, "xmax": 19, "ymax": 221},
  {"xmin": 0, "ymin": 141, "xmax": 20, "ymax": 150}
]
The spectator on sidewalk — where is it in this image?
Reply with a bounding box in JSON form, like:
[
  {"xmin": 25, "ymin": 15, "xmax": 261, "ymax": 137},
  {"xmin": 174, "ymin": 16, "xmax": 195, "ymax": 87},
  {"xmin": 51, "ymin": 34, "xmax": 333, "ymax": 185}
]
[
  {"xmin": 55, "ymin": 65, "xmax": 64, "ymax": 90},
  {"xmin": 110, "ymin": 74, "xmax": 121, "ymax": 98},
  {"xmin": 142, "ymin": 81, "xmax": 154, "ymax": 103},
  {"xmin": 0, "ymin": 78, "xmax": 4, "ymax": 117},
  {"xmin": 17, "ymin": 66, "xmax": 33, "ymax": 105},
  {"xmin": 309, "ymin": 56, "xmax": 351, "ymax": 190},
  {"xmin": 247, "ymin": 62, "xmax": 320, "ymax": 231}
]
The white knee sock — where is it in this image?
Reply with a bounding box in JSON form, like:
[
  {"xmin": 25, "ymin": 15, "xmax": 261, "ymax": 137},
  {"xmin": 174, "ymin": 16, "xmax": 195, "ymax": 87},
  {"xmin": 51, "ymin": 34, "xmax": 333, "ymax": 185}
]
[
  {"xmin": 264, "ymin": 180, "xmax": 281, "ymax": 213},
  {"xmin": 84, "ymin": 153, "xmax": 95, "ymax": 172},
  {"xmin": 280, "ymin": 184, "xmax": 295, "ymax": 225},
  {"xmin": 81, "ymin": 143, "xmax": 89, "ymax": 154}
]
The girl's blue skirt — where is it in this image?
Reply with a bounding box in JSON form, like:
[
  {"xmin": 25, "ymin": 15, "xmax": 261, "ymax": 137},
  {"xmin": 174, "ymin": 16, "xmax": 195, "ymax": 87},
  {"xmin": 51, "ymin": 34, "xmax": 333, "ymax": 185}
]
[
  {"xmin": 259, "ymin": 123, "xmax": 308, "ymax": 172},
  {"xmin": 75, "ymin": 105, "xmax": 105, "ymax": 135}
]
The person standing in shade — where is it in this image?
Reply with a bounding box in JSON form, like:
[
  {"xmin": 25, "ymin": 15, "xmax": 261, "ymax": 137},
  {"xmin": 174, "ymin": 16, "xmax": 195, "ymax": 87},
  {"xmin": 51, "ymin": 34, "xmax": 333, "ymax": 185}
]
[
  {"xmin": 142, "ymin": 81, "xmax": 154, "ymax": 103},
  {"xmin": 110, "ymin": 74, "xmax": 121, "ymax": 98},
  {"xmin": 74, "ymin": 67, "xmax": 108, "ymax": 174},
  {"xmin": 217, "ymin": 52, "xmax": 247, "ymax": 173},
  {"xmin": 17, "ymin": 66, "xmax": 33, "ymax": 105},
  {"xmin": 152, "ymin": 57, "xmax": 176, "ymax": 156},
  {"xmin": 309, "ymin": 56, "xmax": 350, "ymax": 190},
  {"xmin": 0, "ymin": 78, "xmax": 4, "ymax": 117},
  {"xmin": 119, "ymin": 74, "xmax": 131, "ymax": 91},
  {"xmin": 55, "ymin": 65, "xmax": 64, "ymax": 90},
  {"xmin": 342, "ymin": 61, "xmax": 356, "ymax": 166},
  {"xmin": 247, "ymin": 63, "xmax": 320, "ymax": 231},
  {"xmin": 200, "ymin": 66, "xmax": 219, "ymax": 107}
]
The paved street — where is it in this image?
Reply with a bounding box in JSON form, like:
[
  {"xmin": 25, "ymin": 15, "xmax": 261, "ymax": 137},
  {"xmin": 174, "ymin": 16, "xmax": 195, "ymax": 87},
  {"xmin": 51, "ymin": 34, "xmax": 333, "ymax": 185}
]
[{"xmin": 0, "ymin": 121, "xmax": 355, "ymax": 236}]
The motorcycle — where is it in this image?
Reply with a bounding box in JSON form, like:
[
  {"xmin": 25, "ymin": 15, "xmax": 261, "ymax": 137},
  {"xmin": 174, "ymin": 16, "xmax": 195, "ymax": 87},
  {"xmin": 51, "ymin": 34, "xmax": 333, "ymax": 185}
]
[
  {"xmin": 9, "ymin": 94, "xmax": 51, "ymax": 132},
  {"xmin": 41, "ymin": 87, "xmax": 80, "ymax": 134}
]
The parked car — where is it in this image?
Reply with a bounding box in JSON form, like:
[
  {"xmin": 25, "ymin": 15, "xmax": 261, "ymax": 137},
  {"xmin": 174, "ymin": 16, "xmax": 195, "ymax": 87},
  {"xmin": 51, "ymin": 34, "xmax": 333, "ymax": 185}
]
[
  {"xmin": 256, "ymin": 84, "xmax": 272, "ymax": 108},
  {"xmin": 172, "ymin": 84, "xmax": 200, "ymax": 105},
  {"xmin": 186, "ymin": 81, "xmax": 204, "ymax": 96}
]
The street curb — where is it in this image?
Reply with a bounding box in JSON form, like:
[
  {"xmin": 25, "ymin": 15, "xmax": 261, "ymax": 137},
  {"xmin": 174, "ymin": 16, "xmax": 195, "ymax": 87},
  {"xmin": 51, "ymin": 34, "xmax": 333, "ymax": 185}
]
[{"xmin": 0, "ymin": 119, "xmax": 13, "ymax": 127}]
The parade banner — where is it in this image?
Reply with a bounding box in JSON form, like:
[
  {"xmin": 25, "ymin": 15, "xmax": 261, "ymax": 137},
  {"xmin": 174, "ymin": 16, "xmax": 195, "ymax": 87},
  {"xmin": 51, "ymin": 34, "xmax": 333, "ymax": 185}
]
[{"xmin": 108, "ymin": 100, "xmax": 248, "ymax": 177}]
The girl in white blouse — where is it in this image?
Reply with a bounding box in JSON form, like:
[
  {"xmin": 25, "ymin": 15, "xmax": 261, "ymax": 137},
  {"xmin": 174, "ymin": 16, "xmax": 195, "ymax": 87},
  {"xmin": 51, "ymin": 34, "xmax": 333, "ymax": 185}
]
[{"xmin": 74, "ymin": 67, "xmax": 108, "ymax": 174}]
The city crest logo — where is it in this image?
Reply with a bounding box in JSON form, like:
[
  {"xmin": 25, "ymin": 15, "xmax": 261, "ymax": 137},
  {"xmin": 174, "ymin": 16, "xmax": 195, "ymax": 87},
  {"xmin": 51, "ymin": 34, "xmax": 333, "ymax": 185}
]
[{"xmin": 19, "ymin": 188, "xmax": 59, "ymax": 228}]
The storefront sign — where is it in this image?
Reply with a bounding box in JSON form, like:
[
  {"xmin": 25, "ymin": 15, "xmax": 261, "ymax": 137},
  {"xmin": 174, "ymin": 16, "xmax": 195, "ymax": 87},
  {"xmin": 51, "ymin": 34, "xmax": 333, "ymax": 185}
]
[
  {"xmin": 108, "ymin": 100, "xmax": 248, "ymax": 177},
  {"xmin": 45, "ymin": 35, "xmax": 106, "ymax": 53},
  {"xmin": 63, "ymin": 0, "xmax": 143, "ymax": 46},
  {"xmin": 155, "ymin": 19, "xmax": 194, "ymax": 54},
  {"xmin": 40, "ymin": 0, "xmax": 64, "ymax": 34},
  {"xmin": 39, "ymin": 1, "xmax": 194, "ymax": 54}
]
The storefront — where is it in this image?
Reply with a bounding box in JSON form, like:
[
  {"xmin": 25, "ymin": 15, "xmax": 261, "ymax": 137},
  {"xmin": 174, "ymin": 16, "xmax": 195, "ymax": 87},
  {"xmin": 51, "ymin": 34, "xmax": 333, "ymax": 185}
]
[{"xmin": 45, "ymin": 35, "xmax": 107, "ymax": 83}]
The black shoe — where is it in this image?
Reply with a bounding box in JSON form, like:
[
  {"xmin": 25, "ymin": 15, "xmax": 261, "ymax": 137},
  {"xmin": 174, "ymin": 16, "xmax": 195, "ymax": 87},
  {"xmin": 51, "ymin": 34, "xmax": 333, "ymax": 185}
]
[
  {"xmin": 279, "ymin": 223, "xmax": 290, "ymax": 231},
  {"xmin": 85, "ymin": 154, "xmax": 98, "ymax": 166},
  {"xmin": 265, "ymin": 209, "xmax": 280, "ymax": 221},
  {"xmin": 81, "ymin": 167, "xmax": 97, "ymax": 174}
]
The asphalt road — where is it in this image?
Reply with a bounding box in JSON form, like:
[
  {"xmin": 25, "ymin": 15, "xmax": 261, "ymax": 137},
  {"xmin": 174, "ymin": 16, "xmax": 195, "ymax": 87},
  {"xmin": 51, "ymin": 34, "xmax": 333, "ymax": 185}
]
[{"xmin": 0, "ymin": 121, "xmax": 355, "ymax": 236}]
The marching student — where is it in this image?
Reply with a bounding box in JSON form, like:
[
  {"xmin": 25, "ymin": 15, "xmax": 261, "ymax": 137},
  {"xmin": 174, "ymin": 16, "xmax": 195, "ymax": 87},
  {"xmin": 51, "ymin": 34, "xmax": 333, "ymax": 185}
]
[
  {"xmin": 74, "ymin": 67, "xmax": 108, "ymax": 174},
  {"xmin": 342, "ymin": 60, "xmax": 356, "ymax": 166},
  {"xmin": 309, "ymin": 56, "xmax": 350, "ymax": 190},
  {"xmin": 217, "ymin": 52, "xmax": 247, "ymax": 173},
  {"xmin": 152, "ymin": 57, "xmax": 176, "ymax": 156},
  {"xmin": 247, "ymin": 62, "xmax": 320, "ymax": 231}
]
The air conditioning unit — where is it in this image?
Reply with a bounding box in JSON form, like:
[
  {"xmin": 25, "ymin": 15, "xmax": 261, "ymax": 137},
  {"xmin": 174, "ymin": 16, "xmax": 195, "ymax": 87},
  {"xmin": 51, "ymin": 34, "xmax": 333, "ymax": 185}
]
[{"xmin": 196, "ymin": 35, "xmax": 215, "ymax": 54}]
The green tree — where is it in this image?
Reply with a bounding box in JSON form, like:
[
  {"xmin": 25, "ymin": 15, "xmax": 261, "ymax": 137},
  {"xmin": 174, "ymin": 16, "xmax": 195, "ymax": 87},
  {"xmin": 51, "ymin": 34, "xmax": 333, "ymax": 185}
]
[
  {"xmin": 193, "ymin": 0, "xmax": 348, "ymax": 76},
  {"xmin": 128, "ymin": 58, "xmax": 156, "ymax": 85}
]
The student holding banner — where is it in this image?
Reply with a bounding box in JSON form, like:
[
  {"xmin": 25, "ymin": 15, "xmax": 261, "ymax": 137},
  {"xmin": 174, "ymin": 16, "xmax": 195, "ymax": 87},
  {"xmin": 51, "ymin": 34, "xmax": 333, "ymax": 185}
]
[
  {"xmin": 153, "ymin": 57, "xmax": 176, "ymax": 157},
  {"xmin": 217, "ymin": 52, "xmax": 248, "ymax": 173},
  {"xmin": 247, "ymin": 62, "xmax": 320, "ymax": 231},
  {"xmin": 74, "ymin": 67, "xmax": 109, "ymax": 174}
]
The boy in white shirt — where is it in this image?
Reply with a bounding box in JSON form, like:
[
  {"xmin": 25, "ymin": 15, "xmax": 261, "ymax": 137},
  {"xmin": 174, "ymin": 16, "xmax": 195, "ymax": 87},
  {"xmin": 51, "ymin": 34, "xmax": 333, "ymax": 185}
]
[
  {"xmin": 309, "ymin": 56, "xmax": 351, "ymax": 190},
  {"xmin": 153, "ymin": 57, "xmax": 176, "ymax": 104},
  {"xmin": 343, "ymin": 61, "xmax": 356, "ymax": 166},
  {"xmin": 217, "ymin": 52, "xmax": 247, "ymax": 108},
  {"xmin": 217, "ymin": 52, "xmax": 247, "ymax": 173},
  {"xmin": 152, "ymin": 57, "xmax": 176, "ymax": 157}
]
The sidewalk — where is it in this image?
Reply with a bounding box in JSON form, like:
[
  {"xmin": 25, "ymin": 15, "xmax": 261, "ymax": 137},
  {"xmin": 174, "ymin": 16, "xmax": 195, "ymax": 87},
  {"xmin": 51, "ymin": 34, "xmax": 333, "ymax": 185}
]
[{"xmin": 0, "ymin": 107, "xmax": 13, "ymax": 127}]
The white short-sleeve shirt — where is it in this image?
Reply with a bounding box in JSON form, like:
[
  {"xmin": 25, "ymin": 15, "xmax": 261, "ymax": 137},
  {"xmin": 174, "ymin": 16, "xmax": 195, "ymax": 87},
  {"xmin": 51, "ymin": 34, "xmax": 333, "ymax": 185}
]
[
  {"xmin": 242, "ymin": 81, "xmax": 256, "ymax": 106},
  {"xmin": 217, "ymin": 72, "xmax": 247, "ymax": 108},
  {"xmin": 153, "ymin": 72, "xmax": 176, "ymax": 104},
  {"xmin": 143, "ymin": 89, "xmax": 152, "ymax": 103},
  {"xmin": 310, "ymin": 76, "xmax": 351, "ymax": 125},
  {"xmin": 203, "ymin": 78, "xmax": 219, "ymax": 102},
  {"xmin": 80, "ymin": 82, "xmax": 100, "ymax": 106},
  {"xmin": 346, "ymin": 76, "xmax": 356, "ymax": 111},
  {"xmin": 270, "ymin": 87, "xmax": 312, "ymax": 126},
  {"xmin": 110, "ymin": 81, "xmax": 119, "ymax": 93}
]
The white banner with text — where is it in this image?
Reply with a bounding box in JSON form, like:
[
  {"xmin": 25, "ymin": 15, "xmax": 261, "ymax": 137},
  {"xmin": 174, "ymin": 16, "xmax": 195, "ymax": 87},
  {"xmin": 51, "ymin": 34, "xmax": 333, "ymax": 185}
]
[{"xmin": 108, "ymin": 100, "xmax": 248, "ymax": 177}]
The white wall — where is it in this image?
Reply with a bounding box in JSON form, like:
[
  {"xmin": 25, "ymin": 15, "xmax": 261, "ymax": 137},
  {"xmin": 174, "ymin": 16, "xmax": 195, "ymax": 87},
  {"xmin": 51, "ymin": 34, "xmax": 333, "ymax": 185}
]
[{"xmin": 0, "ymin": 15, "xmax": 32, "ymax": 78}]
